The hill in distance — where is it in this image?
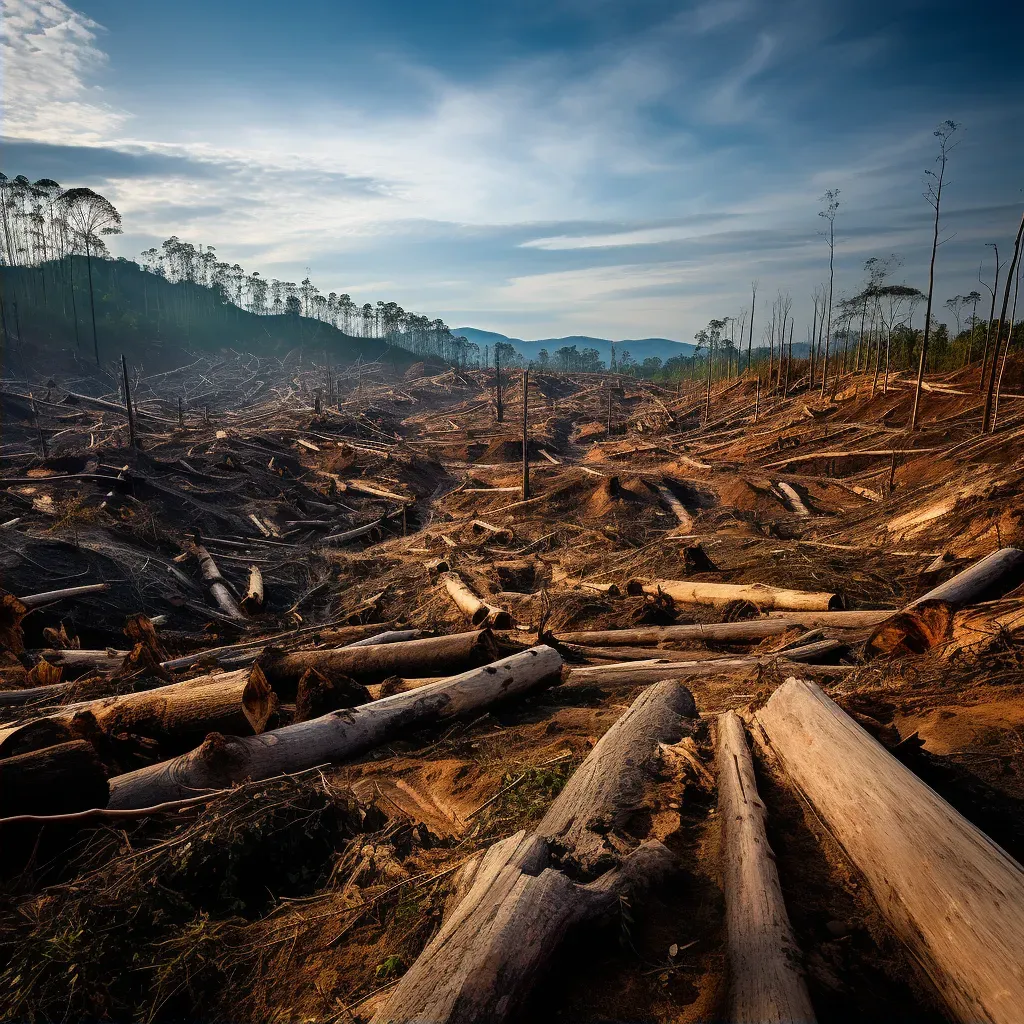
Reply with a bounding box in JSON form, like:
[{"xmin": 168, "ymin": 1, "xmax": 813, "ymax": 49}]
[{"xmin": 455, "ymin": 327, "xmax": 697, "ymax": 367}]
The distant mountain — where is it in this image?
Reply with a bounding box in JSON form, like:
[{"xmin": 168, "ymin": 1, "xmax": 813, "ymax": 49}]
[{"xmin": 454, "ymin": 327, "xmax": 696, "ymax": 367}]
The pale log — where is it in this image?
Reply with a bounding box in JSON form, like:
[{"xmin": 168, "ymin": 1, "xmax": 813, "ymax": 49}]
[
  {"xmin": 717, "ymin": 711, "xmax": 815, "ymax": 1023},
  {"xmin": 192, "ymin": 543, "xmax": 246, "ymax": 621},
  {"xmin": 753, "ymin": 678, "xmax": 1024, "ymax": 1024},
  {"xmin": 107, "ymin": 646, "xmax": 563, "ymax": 809},
  {"xmin": 17, "ymin": 583, "xmax": 111, "ymax": 609},
  {"xmin": 567, "ymin": 657, "xmax": 852, "ymax": 686},
  {"xmin": 626, "ymin": 579, "xmax": 843, "ymax": 612},
  {"xmin": 240, "ymin": 566, "xmax": 264, "ymax": 615},
  {"xmin": 655, "ymin": 482, "xmax": 694, "ymax": 531},
  {"xmin": 441, "ymin": 573, "xmax": 513, "ymax": 629}
]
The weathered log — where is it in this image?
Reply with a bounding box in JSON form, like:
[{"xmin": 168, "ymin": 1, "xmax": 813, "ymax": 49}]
[
  {"xmin": 267, "ymin": 629, "xmax": 498, "ymax": 688},
  {"xmin": 240, "ymin": 565, "xmax": 264, "ymax": 616},
  {"xmin": 372, "ymin": 679, "xmax": 695, "ymax": 1023},
  {"xmin": 555, "ymin": 610, "xmax": 889, "ymax": 646},
  {"xmin": 626, "ymin": 579, "xmax": 843, "ymax": 612},
  {"xmin": 655, "ymin": 483, "xmax": 694, "ymax": 531},
  {"xmin": 775, "ymin": 481, "xmax": 812, "ymax": 517},
  {"xmin": 320, "ymin": 518, "xmax": 384, "ymax": 546},
  {"xmin": 866, "ymin": 547, "xmax": 1024, "ymax": 656},
  {"xmin": 192, "ymin": 543, "xmax": 246, "ymax": 620},
  {"xmin": 470, "ymin": 519, "xmax": 513, "ymax": 543},
  {"xmin": 441, "ymin": 573, "xmax": 513, "ymax": 629},
  {"xmin": 107, "ymin": 646, "xmax": 563, "ymax": 809},
  {"xmin": 342, "ymin": 628, "xmax": 425, "ymax": 648},
  {"xmin": 0, "ymin": 740, "xmax": 109, "ymax": 817},
  {"xmin": 566, "ymin": 657, "xmax": 853, "ymax": 686},
  {"xmin": 17, "ymin": 583, "xmax": 111, "ymax": 610},
  {"xmin": 753, "ymin": 678, "xmax": 1024, "ymax": 1024},
  {"xmin": 0, "ymin": 667, "xmax": 274, "ymax": 755},
  {"xmin": 717, "ymin": 711, "xmax": 815, "ymax": 1023}
]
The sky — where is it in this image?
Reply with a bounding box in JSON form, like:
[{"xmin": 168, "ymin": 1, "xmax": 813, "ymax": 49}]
[{"xmin": 2, "ymin": 0, "xmax": 1023, "ymax": 342}]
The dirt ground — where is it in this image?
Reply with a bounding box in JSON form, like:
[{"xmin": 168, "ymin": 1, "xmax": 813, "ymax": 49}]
[{"xmin": 0, "ymin": 352, "xmax": 1022, "ymax": 1023}]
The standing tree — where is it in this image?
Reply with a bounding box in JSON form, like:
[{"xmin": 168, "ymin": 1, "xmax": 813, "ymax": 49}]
[
  {"xmin": 746, "ymin": 280, "xmax": 757, "ymax": 373},
  {"xmin": 982, "ymin": 206, "xmax": 1024, "ymax": 432},
  {"xmin": 56, "ymin": 187, "xmax": 122, "ymax": 365},
  {"xmin": 910, "ymin": 120, "xmax": 959, "ymax": 429},
  {"xmin": 978, "ymin": 246, "xmax": 1001, "ymax": 390},
  {"xmin": 818, "ymin": 189, "xmax": 840, "ymax": 397}
]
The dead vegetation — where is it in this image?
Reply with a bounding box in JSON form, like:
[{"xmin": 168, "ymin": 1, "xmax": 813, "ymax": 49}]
[{"xmin": 1, "ymin": 352, "xmax": 1023, "ymax": 1023}]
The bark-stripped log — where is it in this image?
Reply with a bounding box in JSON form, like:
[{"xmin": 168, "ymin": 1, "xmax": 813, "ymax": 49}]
[
  {"xmin": 470, "ymin": 519, "xmax": 514, "ymax": 543},
  {"xmin": 753, "ymin": 678, "xmax": 1024, "ymax": 1024},
  {"xmin": 267, "ymin": 629, "xmax": 498, "ymax": 688},
  {"xmin": 556, "ymin": 611, "xmax": 889, "ymax": 646},
  {"xmin": 192, "ymin": 543, "xmax": 246, "ymax": 620},
  {"xmin": 107, "ymin": 646, "xmax": 563, "ymax": 809},
  {"xmin": 240, "ymin": 566, "xmax": 264, "ymax": 616},
  {"xmin": 909, "ymin": 546, "xmax": 1024, "ymax": 607},
  {"xmin": 626, "ymin": 579, "xmax": 843, "ymax": 612},
  {"xmin": 0, "ymin": 740, "xmax": 109, "ymax": 817},
  {"xmin": 372, "ymin": 680, "xmax": 695, "ymax": 1023},
  {"xmin": 567, "ymin": 657, "xmax": 852, "ymax": 686},
  {"xmin": 342, "ymin": 629, "xmax": 425, "ymax": 648},
  {"xmin": 655, "ymin": 483, "xmax": 695, "ymax": 531},
  {"xmin": 441, "ymin": 573, "xmax": 513, "ymax": 629},
  {"xmin": 775, "ymin": 481, "xmax": 812, "ymax": 517},
  {"xmin": 717, "ymin": 711, "xmax": 815, "ymax": 1023}
]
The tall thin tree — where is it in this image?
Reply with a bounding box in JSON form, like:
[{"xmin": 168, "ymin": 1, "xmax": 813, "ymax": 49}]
[
  {"xmin": 982, "ymin": 206, "xmax": 1024, "ymax": 432},
  {"xmin": 910, "ymin": 120, "xmax": 959, "ymax": 430},
  {"xmin": 818, "ymin": 189, "xmax": 840, "ymax": 397}
]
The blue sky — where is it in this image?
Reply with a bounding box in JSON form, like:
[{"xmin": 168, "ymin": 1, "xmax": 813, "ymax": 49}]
[{"xmin": 2, "ymin": 0, "xmax": 1022, "ymax": 341}]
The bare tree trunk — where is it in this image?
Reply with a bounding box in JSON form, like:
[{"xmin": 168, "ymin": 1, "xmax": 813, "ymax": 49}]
[
  {"xmin": 626, "ymin": 579, "xmax": 842, "ymax": 611},
  {"xmin": 982, "ymin": 208, "xmax": 1024, "ymax": 432}
]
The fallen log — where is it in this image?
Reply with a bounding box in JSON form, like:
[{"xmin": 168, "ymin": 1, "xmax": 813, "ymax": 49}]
[
  {"xmin": 556, "ymin": 610, "xmax": 889, "ymax": 646},
  {"xmin": 470, "ymin": 519, "xmax": 514, "ymax": 543},
  {"xmin": 0, "ymin": 740, "xmax": 109, "ymax": 817},
  {"xmin": 0, "ymin": 667, "xmax": 274, "ymax": 755},
  {"xmin": 107, "ymin": 646, "xmax": 563, "ymax": 809},
  {"xmin": 372, "ymin": 679, "xmax": 695, "ymax": 1023},
  {"xmin": 267, "ymin": 629, "xmax": 498, "ymax": 688},
  {"xmin": 774, "ymin": 481, "xmax": 812, "ymax": 517},
  {"xmin": 342, "ymin": 628, "xmax": 424, "ymax": 648},
  {"xmin": 567, "ymin": 658, "xmax": 853, "ymax": 686},
  {"xmin": 655, "ymin": 483, "xmax": 694, "ymax": 531},
  {"xmin": 441, "ymin": 573, "xmax": 513, "ymax": 629},
  {"xmin": 192, "ymin": 543, "xmax": 246, "ymax": 621},
  {"xmin": 626, "ymin": 579, "xmax": 843, "ymax": 612},
  {"xmin": 866, "ymin": 547, "xmax": 1024, "ymax": 656},
  {"xmin": 753, "ymin": 678, "xmax": 1024, "ymax": 1024},
  {"xmin": 717, "ymin": 711, "xmax": 815, "ymax": 1023}
]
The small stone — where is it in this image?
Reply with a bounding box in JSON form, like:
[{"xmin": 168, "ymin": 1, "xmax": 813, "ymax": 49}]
[{"xmin": 669, "ymin": 943, "xmax": 679, "ymax": 957}]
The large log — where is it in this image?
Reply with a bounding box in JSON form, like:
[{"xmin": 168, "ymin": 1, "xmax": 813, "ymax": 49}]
[
  {"xmin": 107, "ymin": 646, "xmax": 563, "ymax": 809},
  {"xmin": 267, "ymin": 629, "xmax": 499, "ymax": 688},
  {"xmin": 717, "ymin": 711, "xmax": 815, "ymax": 1023},
  {"xmin": 0, "ymin": 740, "xmax": 109, "ymax": 817},
  {"xmin": 555, "ymin": 610, "xmax": 889, "ymax": 646},
  {"xmin": 866, "ymin": 547, "xmax": 1024, "ymax": 656},
  {"xmin": 373, "ymin": 679, "xmax": 696, "ymax": 1024},
  {"xmin": 626, "ymin": 579, "xmax": 843, "ymax": 612},
  {"xmin": 566, "ymin": 657, "xmax": 852, "ymax": 686},
  {"xmin": 440, "ymin": 573, "xmax": 513, "ymax": 629},
  {"xmin": 0, "ymin": 667, "xmax": 273, "ymax": 755},
  {"xmin": 753, "ymin": 678, "xmax": 1024, "ymax": 1024}
]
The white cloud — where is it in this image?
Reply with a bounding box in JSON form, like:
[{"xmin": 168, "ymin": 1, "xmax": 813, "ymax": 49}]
[{"xmin": 0, "ymin": 0, "xmax": 129, "ymax": 142}]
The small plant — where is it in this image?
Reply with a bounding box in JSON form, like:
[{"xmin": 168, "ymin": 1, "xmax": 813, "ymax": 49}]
[{"xmin": 374, "ymin": 954, "xmax": 405, "ymax": 980}]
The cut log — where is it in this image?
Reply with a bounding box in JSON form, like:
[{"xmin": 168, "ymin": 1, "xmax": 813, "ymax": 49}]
[
  {"xmin": 716, "ymin": 711, "xmax": 815, "ymax": 1023},
  {"xmin": 556, "ymin": 610, "xmax": 889, "ymax": 646},
  {"xmin": 626, "ymin": 579, "xmax": 843, "ymax": 612},
  {"xmin": 266, "ymin": 629, "xmax": 499, "ymax": 688},
  {"xmin": 470, "ymin": 519, "xmax": 514, "ymax": 543},
  {"xmin": 191, "ymin": 543, "xmax": 246, "ymax": 621},
  {"xmin": 655, "ymin": 483, "xmax": 695, "ymax": 531},
  {"xmin": 865, "ymin": 547, "xmax": 1024, "ymax": 656},
  {"xmin": 753, "ymin": 678, "xmax": 1024, "ymax": 1024},
  {"xmin": 775, "ymin": 481, "xmax": 812, "ymax": 517},
  {"xmin": 0, "ymin": 740, "xmax": 109, "ymax": 817},
  {"xmin": 0, "ymin": 667, "xmax": 275, "ymax": 755},
  {"xmin": 441, "ymin": 573, "xmax": 513, "ymax": 629},
  {"xmin": 240, "ymin": 565, "xmax": 264, "ymax": 616},
  {"xmin": 372, "ymin": 679, "xmax": 695, "ymax": 1024},
  {"xmin": 567, "ymin": 657, "xmax": 853, "ymax": 686},
  {"xmin": 342, "ymin": 628, "xmax": 425, "ymax": 648},
  {"xmin": 107, "ymin": 646, "xmax": 563, "ymax": 809}
]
